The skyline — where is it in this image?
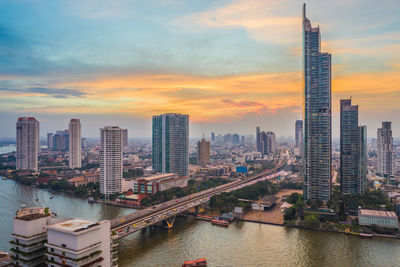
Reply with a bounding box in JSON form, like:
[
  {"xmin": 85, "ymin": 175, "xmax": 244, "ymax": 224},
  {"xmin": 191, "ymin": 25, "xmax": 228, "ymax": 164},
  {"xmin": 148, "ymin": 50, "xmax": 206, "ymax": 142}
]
[{"xmin": 1, "ymin": 0, "xmax": 399, "ymax": 138}]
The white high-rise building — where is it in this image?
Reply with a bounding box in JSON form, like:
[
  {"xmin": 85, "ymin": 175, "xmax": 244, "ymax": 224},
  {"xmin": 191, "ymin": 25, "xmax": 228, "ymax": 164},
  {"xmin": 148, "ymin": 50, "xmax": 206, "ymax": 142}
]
[
  {"xmin": 16, "ymin": 117, "xmax": 39, "ymax": 172},
  {"xmin": 45, "ymin": 218, "xmax": 112, "ymax": 267},
  {"xmin": 10, "ymin": 207, "xmax": 51, "ymax": 267},
  {"xmin": 69, "ymin": 119, "xmax": 81, "ymax": 169},
  {"xmin": 100, "ymin": 126, "xmax": 123, "ymax": 197},
  {"xmin": 377, "ymin": 122, "xmax": 396, "ymax": 179}
]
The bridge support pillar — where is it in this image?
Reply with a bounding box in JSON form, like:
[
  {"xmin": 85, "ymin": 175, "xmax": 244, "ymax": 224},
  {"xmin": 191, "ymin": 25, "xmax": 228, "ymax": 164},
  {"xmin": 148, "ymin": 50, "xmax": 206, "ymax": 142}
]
[
  {"xmin": 162, "ymin": 216, "xmax": 176, "ymax": 229},
  {"xmin": 195, "ymin": 206, "xmax": 200, "ymax": 214}
]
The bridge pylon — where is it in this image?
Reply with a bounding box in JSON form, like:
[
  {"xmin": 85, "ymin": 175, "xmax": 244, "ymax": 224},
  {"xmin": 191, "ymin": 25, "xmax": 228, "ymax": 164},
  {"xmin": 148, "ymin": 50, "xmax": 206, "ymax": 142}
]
[{"xmin": 162, "ymin": 216, "xmax": 176, "ymax": 229}]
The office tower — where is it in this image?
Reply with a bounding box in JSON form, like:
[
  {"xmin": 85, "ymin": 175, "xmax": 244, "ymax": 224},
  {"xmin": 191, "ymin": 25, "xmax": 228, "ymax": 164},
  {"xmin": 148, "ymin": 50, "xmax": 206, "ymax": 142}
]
[
  {"xmin": 377, "ymin": 122, "xmax": 396, "ymax": 178},
  {"xmin": 241, "ymin": 135, "xmax": 245, "ymax": 144},
  {"xmin": 197, "ymin": 138, "xmax": 210, "ymax": 168},
  {"xmin": 47, "ymin": 133, "xmax": 54, "ymax": 150},
  {"xmin": 100, "ymin": 126, "xmax": 123, "ymax": 197},
  {"xmin": 152, "ymin": 113, "xmax": 189, "ymax": 177},
  {"xmin": 211, "ymin": 132, "xmax": 215, "ymax": 142},
  {"xmin": 224, "ymin": 133, "xmax": 233, "ymax": 144},
  {"xmin": 358, "ymin": 125, "xmax": 367, "ymax": 195},
  {"xmin": 122, "ymin": 128, "xmax": 128, "ymax": 147},
  {"xmin": 295, "ymin": 120, "xmax": 303, "ymax": 153},
  {"xmin": 16, "ymin": 117, "xmax": 39, "ymax": 172},
  {"xmin": 340, "ymin": 99, "xmax": 366, "ymax": 195},
  {"xmin": 232, "ymin": 134, "xmax": 240, "ymax": 144},
  {"xmin": 45, "ymin": 219, "xmax": 112, "ymax": 267},
  {"xmin": 10, "ymin": 207, "xmax": 51, "ymax": 267},
  {"xmin": 256, "ymin": 127, "xmax": 261, "ymax": 152},
  {"xmin": 302, "ymin": 4, "xmax": 332, "ymax": 202},
  {"xmin": 69, "ymin": 118, "xmax": 81, "ymax": 169}
]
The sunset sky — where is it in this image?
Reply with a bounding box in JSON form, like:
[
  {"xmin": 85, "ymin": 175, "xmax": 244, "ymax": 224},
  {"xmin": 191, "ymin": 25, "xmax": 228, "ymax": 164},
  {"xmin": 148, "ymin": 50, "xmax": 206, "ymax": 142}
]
[{"xmin": 0, "ymin": 0, "xmax": 399, "ymax": 138}]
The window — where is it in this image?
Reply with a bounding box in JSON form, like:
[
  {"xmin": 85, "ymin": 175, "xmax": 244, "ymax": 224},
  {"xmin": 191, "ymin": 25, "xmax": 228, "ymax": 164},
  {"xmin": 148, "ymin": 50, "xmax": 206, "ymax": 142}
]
[
  {"xmin": 51, "ymin": 248, "xmax": 54, "ymax": 252},
  {"xmin": 61, "ymin": 244, "xmax": 67, "ymax": 248}
]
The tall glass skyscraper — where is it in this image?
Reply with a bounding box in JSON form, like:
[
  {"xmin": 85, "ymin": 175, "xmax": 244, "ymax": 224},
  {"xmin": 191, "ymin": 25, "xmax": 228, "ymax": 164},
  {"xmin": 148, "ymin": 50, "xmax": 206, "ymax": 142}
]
[
  {"xmin": 152, "ymin": 113, "xmax": 189, "ymax": 177},
  {"xmin": 302, "ymin": 4, "xmax": 332, "ymax": 202},
  {"xmin": 295, "ymin": 120, "xmax": 303, "ymax": 156},
  {"xmin": 340, "ymin": 99, "xmax": 367, "ymax": 195}
]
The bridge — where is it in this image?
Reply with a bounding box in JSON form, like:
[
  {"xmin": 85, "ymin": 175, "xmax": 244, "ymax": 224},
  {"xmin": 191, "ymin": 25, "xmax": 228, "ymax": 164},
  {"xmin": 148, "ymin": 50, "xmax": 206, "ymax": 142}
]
[{"xmin": 111, "ymin": 155, "xmax": 287, "ymax": 239}]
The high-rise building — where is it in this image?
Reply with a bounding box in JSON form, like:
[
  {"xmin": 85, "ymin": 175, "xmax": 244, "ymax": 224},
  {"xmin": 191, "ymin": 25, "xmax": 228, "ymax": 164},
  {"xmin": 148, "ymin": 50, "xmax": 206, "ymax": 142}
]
[
  {"xmin": 100, "ymin": 126, "xmax": 123, "ymax": 197},
  {"xmin": 295, "ymin": 120, "xmax": 303, "ymax": 153},
  {"xmin": 256, "ymin": 127, "xmax": 261, "ymax": 152},
  {"xmin": 340, "ymin": 99, "xmax": 366, "ymax": 195},
  {"xmin": 377, "ymin": 122, "xmax": 396, "ymax": 179},
  {"xmin": 256, "ymin": 128, "xmax": 276, "ymax": 156},
  {"xmin": 152, "ymin": 113, "xmax": 189, "ymax": 177},
  {"xmin": 47, "ymin": 133, "xmax": 54, "ymax": 150},
  {"xmin": 232, "ymin": 134, "xmax": 240, "ymax": 144},
  {"xmin": 302, "ymin": 4, "xmax": 332, "ymax": 202},
  {"xmin": 53, "ymin": 130, "xmax": 69, "ymax": 151},
  {"xmin": 10, "ymin": 207, "xmax": 51, "ymax": 267},
  {"xmin": 241, "ymin": 135, "xmax": 245, "ymax": 144},
  {"xmin": 69, "ymin": 119, "xmax": 81, "ymax": 169},
  {"xmin": 358, "ymin": 125, "xmax": 367, "ymax": 195},
  {"xmin": 197, "ymin": 138, "xmax": 210, "ymax": 168},
  {"xmin": 16, "ymin": 117, "xmax": 39, "ymax": 172},
  {"xmin": 122, "ymin": 128, "xmax": 128, "ymax": 147},
  {"xmin": 211, "ymin": 132, "xmax": 215, "ymax": 142},
  {"xmin": 45, "ymin": 218, "xmax": 112, "ymax": 267},
  {"xmin": 266, "ymin": 131, "xmax": 276, "ymax": 154}
]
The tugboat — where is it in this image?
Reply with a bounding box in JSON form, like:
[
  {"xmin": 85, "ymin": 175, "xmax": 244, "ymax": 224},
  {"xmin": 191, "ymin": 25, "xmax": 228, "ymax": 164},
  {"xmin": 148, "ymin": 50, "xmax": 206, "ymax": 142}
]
[
  {"xmin": 182, "ymin": 258, "xmax": 207, "ymax": 266},
  {"xmin": 210, "ymin": 218, "xmax": 229, "ymax": 227}
]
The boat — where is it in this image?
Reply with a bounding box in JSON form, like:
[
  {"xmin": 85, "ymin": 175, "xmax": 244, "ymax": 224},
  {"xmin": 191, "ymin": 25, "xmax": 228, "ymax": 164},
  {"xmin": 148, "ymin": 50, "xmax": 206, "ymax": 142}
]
[
  {"xmin": 35, "ymin": 198, "xmax": 39, "ymax": 201},
  {"xmin": 50, "ymin": 196, "xmax": 54, "ymax": 199},
  {"xmin": 359, "ymin": 233, "xmax": 373, "ymax": 239},
  {"xmin": 88, "ymin": 197, "xmax": 95, "ymax": 203},
  {"xmin": 211, "ymin": 218, "xmax": 229, "ymax": 227},
  {"xmin": 182, "ymin": 258, "xmax": 207, "ymax": 267},
  {"xmin": 196, "ymin": 214, "xmax": 213, "ymax": 221}
]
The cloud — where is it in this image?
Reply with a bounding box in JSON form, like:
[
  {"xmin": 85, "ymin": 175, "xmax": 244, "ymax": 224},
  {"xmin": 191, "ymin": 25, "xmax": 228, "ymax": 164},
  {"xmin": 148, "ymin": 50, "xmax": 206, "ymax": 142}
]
[
  {"xmin": 175, "ymin": 0, "xmax": 299, "ymax": 44},
  {"xmin": 0, "ymin": 87, "xmax": 87, "ymax": 98}
]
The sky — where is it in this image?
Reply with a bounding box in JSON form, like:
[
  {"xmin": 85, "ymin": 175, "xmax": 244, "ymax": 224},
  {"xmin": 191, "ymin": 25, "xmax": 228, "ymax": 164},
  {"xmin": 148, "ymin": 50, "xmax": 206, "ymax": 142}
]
[{"xmin": 0, "ymin": 0, "xmax": 399, "ymax": 139}]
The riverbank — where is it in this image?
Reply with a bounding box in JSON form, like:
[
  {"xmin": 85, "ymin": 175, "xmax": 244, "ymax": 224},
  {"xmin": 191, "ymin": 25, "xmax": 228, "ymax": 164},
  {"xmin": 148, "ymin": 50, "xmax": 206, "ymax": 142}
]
[
  {"xmin": 93, "ymin": 199, "xmax": 141, "ymax": 209},
  {"xmin": 240, "ymin": 188, "xmax": 302, "ymax": 225}
]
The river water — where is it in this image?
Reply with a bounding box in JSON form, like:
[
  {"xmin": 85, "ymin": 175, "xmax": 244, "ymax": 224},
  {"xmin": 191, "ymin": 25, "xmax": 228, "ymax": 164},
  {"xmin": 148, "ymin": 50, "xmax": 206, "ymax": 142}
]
[{"xmin": 1, "ymin": 178, "xmax": 399, "ymax": 266}]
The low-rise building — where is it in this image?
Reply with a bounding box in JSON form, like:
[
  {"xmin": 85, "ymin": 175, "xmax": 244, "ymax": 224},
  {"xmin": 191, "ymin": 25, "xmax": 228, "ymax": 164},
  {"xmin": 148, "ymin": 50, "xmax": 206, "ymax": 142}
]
[
  {"xmin": 67, "ymin": 176, "xmax": 87, "ymax": 187},
  {"xmin": 133, "ymin": 173, "xmax": 188, "ymax": 195},
  {"xmin": 10, "ymin": 207, "xmax": 52, "ymax": 267},
  {"xmin": 45, "ymin": 218, "xmax": 112, "ymax": 267},
  {"xmin": 358, "ymin": 208, "xmax": 399, "ymax": 229}
]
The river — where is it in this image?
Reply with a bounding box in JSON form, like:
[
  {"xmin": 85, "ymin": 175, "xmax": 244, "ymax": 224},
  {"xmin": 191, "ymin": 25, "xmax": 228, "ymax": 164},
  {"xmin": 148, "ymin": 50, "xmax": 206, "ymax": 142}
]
[{"xmin": 1, "ymin": 178, "xmax": 399, "ymax": 266}]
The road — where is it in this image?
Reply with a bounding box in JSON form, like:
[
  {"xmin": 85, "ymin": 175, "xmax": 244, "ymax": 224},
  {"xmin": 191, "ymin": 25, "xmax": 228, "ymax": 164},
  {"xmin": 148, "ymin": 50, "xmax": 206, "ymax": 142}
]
[{"xmin": 111, "ymin": 151, "xmax": 287, "ymax": 239}]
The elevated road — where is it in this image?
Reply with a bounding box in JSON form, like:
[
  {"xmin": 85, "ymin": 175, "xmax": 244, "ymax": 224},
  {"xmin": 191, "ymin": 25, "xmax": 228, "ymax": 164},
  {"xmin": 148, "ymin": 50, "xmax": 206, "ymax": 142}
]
[{"xmin": 111, "ymin": 158, "xmax": 287, "ymax": 239}]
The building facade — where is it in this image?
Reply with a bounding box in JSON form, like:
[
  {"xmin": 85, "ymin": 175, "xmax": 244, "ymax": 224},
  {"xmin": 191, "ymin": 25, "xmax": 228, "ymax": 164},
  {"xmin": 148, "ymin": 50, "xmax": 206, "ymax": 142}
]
[
  {"xmin": 377, "ymin": 122, "xmax": 396, "ymax": 179},
  {"xmin": 100, "ymin": 126, "xmax": 123, "ymax": 197},
  {"xmin": 45, "ymin": 219, "xmax": 112, "ymax": 267},
  {"xmin": 302, "ymin": 4, "xmax": 332, "ymax": 202},
  {"xmin": 69, "ymin": 119, "xmax": 81, "ymax": 169},
  {"xmin": 197, "ymin": 138, "xmax": 210, "ymax": 167},
  {"xmin": 152, "ymin": 113, "xmax": 189, "ymax": 177},
  {"xmin": 10, "ymin": 207, "xmax": 51, "ymax": 267},
  {"xmin": 340, "ymin": 99, "xmax": 367, "ymax": 195},
  {"xmin": 16, "ymin": 117, "xmax": 40, "ymax": 172}
]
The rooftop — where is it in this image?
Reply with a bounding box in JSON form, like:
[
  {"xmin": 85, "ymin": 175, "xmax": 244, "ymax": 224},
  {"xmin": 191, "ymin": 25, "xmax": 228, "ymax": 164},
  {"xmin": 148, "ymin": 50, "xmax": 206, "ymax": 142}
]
[
  {"xmin": 48, "ymin": 218, "xmax": 99, "ymax": 233},
  {"xmin": 140, "ymin": 173, "xmax": 176, "ymax": 182},
  {"xmin": 359, "ymin": 209, "xmax": 398, "ymax": 219},
  {"xmin": 16, "ymin": 207, "xmax": 50, "ymax": 221}
]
